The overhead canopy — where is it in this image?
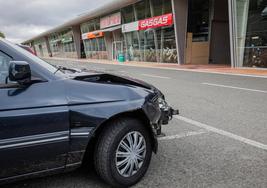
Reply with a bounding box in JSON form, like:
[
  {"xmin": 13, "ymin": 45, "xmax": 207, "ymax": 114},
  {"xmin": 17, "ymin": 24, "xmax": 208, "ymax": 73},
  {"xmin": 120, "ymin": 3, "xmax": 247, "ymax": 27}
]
[
  {"xmin": 101, "ymin": 25, "xmax": 122, "ymax": 32},
  {"xmin": 88, "ymin": 25, "xmax": 122, "ymax": 35}
]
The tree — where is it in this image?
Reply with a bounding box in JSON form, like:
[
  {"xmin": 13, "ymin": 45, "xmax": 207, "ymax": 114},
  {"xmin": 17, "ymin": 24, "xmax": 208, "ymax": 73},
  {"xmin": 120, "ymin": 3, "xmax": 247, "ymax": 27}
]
[{"xmin": 0, "ymin": 31, "xmax": 5, "ymax": 38}]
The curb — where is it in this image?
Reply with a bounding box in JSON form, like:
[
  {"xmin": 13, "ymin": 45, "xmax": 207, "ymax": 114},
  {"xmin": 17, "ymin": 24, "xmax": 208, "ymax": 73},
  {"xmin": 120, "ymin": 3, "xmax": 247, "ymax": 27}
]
[{"xmin": 44, "ymin": 57, "xmax": 267, "ymax": 79}]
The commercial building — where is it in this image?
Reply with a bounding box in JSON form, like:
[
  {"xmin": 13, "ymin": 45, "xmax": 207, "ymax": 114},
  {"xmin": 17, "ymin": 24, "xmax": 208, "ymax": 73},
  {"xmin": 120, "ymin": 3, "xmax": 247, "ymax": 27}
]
[{"xmin": 24, "ymin": 0, "xmax": 267, "ymax": 68}]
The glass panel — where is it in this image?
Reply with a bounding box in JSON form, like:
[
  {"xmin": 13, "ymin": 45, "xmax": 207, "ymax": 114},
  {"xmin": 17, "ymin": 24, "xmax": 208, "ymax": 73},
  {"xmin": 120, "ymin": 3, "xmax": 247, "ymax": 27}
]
[
  {"xmin": 163, "ymin": 0, "xmax": 173, "ymax": 14},
  {"xmin": 135, "ymin": 0, "xmax": 151, "ymax": 20},
  {"xmin": 0, "ymin": 51, "xmax": 12, "ymax": 84},
  {"xmin": 34, "ymin": 38, "xmax": 48, "ymax": 57},
  {"xmin": 162, "ymin": 26, "xmax": 177, "ymax": 63},
  {"xmin": 145, "ymin": 29, "xmax": 157, "ymax": 62},
  {"xmin": 188, "ymin": 0, "xmax": 210, "ymax": 42},
  {"xmin": 235, "ymin": 0, "xmax": 267, "ymax": 68},
  {"xmin": 81, "ymin": 18, "xmax": 107, "ymax": 59},
  {"xmin": 121, "ymin": 5, "xmax": 134, "ymax": 23},
  {"xmin": 80, "ymin": 18, "xmax": 100, "ymax": 34},
  {"xmin": 48, "ymin": 29, "xmax": 75, "ymax": 57},
  {"xmin": 82, "ymin": 37, "xmax": 107, "ymax": 59},
  {"xmin": 152, "ymin": 0, "xmax": 164, "ymax": 16}
]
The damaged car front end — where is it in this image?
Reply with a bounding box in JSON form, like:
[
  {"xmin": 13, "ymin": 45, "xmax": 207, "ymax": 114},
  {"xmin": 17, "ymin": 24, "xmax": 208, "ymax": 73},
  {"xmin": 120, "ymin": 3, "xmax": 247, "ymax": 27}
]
[
  {"xmin": 72, "ymin": 71, "xmax": 179, "ymax": 136},
  {"xmin": 0, "ymin": 37, "xmax": 178, "ymax": 188}
]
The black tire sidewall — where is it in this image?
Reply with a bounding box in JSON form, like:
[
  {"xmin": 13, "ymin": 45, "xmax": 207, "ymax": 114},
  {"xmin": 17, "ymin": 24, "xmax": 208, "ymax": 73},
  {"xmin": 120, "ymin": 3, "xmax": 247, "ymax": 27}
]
[{"xmin": 109, "ymin": 119, "xmax": 152, "ymax": 187}]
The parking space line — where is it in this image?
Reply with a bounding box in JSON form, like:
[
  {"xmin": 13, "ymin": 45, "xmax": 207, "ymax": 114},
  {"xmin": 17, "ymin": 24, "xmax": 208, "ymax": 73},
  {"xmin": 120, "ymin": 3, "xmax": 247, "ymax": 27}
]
[
  {"xmin": 202, "ymin": 82, "xmax": 267, "ymax": 94},
  {"xmin": 158, "ymin": 130, "xmax": 208, "ymax": 141},
  {"xmin": 141, "ymin": 74, "xmax": 171, "ymax": 79},
  {"xmin": 175, "ymin": 116, "xmax": 267, "ymax": 150}
]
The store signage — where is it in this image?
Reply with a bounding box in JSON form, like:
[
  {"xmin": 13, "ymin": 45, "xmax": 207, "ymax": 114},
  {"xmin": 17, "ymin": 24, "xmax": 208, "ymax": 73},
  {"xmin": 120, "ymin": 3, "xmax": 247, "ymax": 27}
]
[
  {"xmin": 122, "ymin": 21, "xmax": 139, "ymax": 33},
  {"xmin": 139, "ymin": 13, "xmax": 173, "ymax": 30},
  {"xmin": 50, "ymin": 39, "xmax": 61, "ymax": 44},
  {"xmin": 82, "ymin": 31, "xmax": 104, "ymax": 40},
  {"xmin": 100, "ymin": 12, "xmax": 121, "ymax": 29},
  {"xmin": 122, "ymin": 13, "xmax": 173, "ymax": 33},
  {"xmin": 61, "ymin": 36, "xmax": 73, "ymax": 43}
]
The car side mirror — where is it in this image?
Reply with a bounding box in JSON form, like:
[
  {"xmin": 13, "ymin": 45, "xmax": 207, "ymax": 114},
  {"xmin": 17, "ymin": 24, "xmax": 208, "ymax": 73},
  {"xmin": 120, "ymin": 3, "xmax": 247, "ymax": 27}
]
[{"xmin": 9, "ymin": 61, "xmax": 31, "ymax": 85}]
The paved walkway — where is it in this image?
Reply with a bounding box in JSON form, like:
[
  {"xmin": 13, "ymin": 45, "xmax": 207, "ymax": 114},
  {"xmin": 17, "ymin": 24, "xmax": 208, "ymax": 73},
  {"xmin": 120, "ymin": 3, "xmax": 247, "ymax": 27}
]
[{"xmin": 44, "ymin": 57, "xmax": 267, "ymax": 77}]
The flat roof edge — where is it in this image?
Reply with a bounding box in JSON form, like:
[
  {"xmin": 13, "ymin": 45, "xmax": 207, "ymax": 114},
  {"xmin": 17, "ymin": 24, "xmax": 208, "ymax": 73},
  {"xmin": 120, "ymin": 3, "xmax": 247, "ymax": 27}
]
[{"xmin": 23, "ymin": 0, "xmax": 139, "ymax": 43}]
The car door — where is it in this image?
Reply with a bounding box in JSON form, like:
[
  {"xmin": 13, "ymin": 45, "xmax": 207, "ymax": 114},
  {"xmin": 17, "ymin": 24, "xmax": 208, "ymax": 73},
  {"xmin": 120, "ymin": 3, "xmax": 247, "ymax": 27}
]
[{"xmin": 0, "ymin": 49, "xmax": 70, "ymax": 180}]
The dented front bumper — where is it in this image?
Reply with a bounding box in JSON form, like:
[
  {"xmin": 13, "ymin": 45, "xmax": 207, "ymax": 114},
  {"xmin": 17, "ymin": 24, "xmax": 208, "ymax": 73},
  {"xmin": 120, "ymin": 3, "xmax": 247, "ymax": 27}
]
[
  {"xmin": 155, "ymin": 98, "xmax": 179, "ymax": 135},
  {"xmin": 160, "ymin": 106, "xmax": 179, "ymax": 125}
]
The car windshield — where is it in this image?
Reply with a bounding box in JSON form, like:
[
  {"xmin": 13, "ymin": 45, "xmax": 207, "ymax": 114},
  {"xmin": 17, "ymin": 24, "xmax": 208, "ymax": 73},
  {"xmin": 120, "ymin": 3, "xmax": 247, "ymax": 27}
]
[{"xmin": 3, "ymin": 39, "xmax": 65, "ymax": 76}]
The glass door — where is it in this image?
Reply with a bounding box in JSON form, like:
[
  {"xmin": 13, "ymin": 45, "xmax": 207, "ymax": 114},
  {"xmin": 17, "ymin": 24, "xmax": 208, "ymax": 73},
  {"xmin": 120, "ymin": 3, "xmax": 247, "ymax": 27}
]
[
  {"xmin": 112, "ymin": 41, "xmax": 123, "ymax": 61},
  {"xmin": 187, "ymin": 0, "xmax": 210, "ymax": 64}
]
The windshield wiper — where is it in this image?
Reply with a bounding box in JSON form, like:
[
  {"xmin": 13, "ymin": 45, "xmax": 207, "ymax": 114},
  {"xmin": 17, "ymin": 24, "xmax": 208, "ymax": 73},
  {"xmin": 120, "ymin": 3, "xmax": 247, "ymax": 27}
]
[{"xmin": 53, "ymin": 66, "xmax": 80, "ymax": 74}]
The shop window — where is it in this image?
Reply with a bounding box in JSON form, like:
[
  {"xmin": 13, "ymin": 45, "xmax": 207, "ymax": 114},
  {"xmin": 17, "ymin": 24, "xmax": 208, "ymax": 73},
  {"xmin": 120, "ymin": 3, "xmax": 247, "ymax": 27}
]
[
  {"xmin": 124, "ymin": 26, "xmax": 176, "ymax": 63},
  {"xmin": 83, "ymin": 36, "xmax": 107, "ymax": 59},
  {"xmin": 95, "ymin": 18, "xmax": 100, "ymax": 30},
  {"xmin": 162, "ymin": 26, "xmax": 177, "ymax": 63},
  {"xmin": 235, "ymin": 0, "xmax": 267, "ymax": 68},
  {"xmin": 151, "ymin": 0, "xmax": 164, "ymax": 16},
  {"xmin": 121, "ymin": 5, "xmax": 134, "ymax": 23},
  {"xmin": 187, "ymin": 0, "xmax": 210, "ymax": 42},
  {"xmin": 80, "ymin": 18, "xmax": 100, "ymax": 34},
  {"xmin": 163, "ymin": 0, "xmax": 173, "ymax": 14},
  {"xmin": 135, "ymin": 0, "xmax": 151, "ymax": 20}
]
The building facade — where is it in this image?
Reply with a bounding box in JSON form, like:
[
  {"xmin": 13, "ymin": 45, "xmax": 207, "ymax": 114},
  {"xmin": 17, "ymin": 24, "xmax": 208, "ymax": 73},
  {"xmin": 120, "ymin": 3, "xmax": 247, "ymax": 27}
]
[{"xmin": 24, "ymin": 0, "xmax": 267, "ymax": 68}]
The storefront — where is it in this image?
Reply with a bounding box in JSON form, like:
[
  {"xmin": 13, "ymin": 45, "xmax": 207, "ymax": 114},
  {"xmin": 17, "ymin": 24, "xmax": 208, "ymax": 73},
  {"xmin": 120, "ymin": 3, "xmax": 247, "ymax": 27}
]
[
  {"xmin": 48, "ymin": 29, "xmax": 76, "ymax": 58},
  {"xmin": 81, "ymin": 18, "xmax": 107, "ymax": 59},
  {"xmin": 121, "ymin": 0, "xmax": 177, "ymax": 63},
  {"xmin": 33, "ymin": 38, "xmax": 50, "ymax": 57},
  {"xmin": 23, "ymin": 0, "xmax": 267, "ymax": 69},
  {"xmin": 185, "ymin": 0, "xmax": 232, "ymax": 65},
  {"xmin": 79, "ymin": 0, "xmax": 176, "ymax": 63},
  {"xmin": 81, "ymin": 12, "xmax": 122, "ymax": 60}
]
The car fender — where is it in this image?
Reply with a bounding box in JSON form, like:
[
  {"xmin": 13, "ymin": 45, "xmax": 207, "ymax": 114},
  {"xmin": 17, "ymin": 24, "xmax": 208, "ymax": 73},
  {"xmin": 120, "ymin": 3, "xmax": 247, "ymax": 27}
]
[{"xmin": 66, "ymin": 98, "xmax": 160, "ymax": 166}]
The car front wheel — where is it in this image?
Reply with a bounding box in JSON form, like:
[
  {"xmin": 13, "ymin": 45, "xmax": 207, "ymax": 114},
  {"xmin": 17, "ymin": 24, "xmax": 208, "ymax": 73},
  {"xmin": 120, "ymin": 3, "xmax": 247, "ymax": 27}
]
[{"xmin": 94, "ymin": 117, "xmax": 152, "ymax": 187}]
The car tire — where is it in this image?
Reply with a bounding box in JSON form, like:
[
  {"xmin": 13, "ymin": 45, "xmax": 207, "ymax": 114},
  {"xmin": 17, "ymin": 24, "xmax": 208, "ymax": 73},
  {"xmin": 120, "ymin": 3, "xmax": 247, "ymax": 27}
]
[{"xmin": 94, "ymin": 117, "xmax": 152, "ymax": 188}]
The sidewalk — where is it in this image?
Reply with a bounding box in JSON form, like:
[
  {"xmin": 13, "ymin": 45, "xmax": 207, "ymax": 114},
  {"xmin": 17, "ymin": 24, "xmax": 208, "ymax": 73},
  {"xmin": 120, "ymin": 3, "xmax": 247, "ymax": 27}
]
[{"xmin": 45, "ymin": 57, "xmax": 267, "ymax": 78}]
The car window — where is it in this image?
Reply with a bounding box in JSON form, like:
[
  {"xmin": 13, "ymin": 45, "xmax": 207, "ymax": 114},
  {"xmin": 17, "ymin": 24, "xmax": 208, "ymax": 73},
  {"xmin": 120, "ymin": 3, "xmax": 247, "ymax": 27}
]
[
  {"xmin": 0, "ymin": 51, "xmax": 12, "ymax": 84},
  {"xmin": 4, "ymin": 40, "xmax": 60, "ymax": 75}
]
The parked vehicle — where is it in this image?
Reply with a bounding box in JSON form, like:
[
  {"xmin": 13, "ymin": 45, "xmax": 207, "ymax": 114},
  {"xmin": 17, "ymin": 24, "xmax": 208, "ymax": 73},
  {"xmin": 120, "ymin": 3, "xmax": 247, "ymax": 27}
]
[
  {"xmin": 0, "ymin": 38, "xmax": 178, "ymax": 187},
  {"xmin": 17, "ymin": 44, "xmax": 37, "ymax": 56}
]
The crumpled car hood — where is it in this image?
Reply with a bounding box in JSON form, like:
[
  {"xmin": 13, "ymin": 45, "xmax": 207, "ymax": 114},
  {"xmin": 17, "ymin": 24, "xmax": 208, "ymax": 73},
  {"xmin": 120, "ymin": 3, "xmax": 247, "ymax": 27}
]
[
  {"xmin": 69, "ymin": 70, "xmax": 157, "ymax": 91},
  {"xmin": 62, "ymin": 70, "xmax": 163, "ymax": 106},
  {"xmin": 61, "ymin": 68, "xmax": 163, "ymax": 104}
]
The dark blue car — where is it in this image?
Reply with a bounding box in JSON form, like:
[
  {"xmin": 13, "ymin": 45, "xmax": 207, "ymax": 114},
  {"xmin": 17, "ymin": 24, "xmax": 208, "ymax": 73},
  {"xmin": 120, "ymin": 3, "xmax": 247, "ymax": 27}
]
[{"xmin": 0, "ymin": 38, "xmax": 177, "ymax": 187}]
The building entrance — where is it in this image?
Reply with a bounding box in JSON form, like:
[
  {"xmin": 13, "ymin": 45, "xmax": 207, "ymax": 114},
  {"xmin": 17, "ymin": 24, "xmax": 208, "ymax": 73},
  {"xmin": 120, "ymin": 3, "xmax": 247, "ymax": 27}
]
[
  {"xmin": 186, "ymin": 0, "xmax": 231, "ymax": 65},
  {"xmin": 112, "ymin": 41, "xmax": 123, "ymax": 61}
]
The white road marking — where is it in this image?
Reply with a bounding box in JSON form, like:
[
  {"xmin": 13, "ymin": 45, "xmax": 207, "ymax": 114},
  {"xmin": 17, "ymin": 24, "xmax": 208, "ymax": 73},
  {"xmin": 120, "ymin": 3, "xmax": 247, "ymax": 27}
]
[
  {"xmin": 175, "ymin": 116, "xmax": 267, "ymax": 151},
  {"xmin": 202, "ymin": 82, "xmax": 267, "ymax": 94},
  {"xmin": 158, "ymin": 130, "xmax": 208, "ymax": 141},
  {"xmin": 141, "ymin": 74, "xmax": 171, "ymax": 79}
]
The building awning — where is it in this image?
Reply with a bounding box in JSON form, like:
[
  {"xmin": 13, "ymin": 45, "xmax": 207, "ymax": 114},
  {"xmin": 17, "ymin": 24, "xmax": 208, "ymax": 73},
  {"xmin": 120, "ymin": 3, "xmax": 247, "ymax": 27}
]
[
  {"xmin": 82, "ymin": 25, "xmax": 122, "ymax": 40},
  {"xmin": 101, "ymin": 25, "xmax": 122, "ymax": 32},
  {"xmin": 90, "ymin": 25, "xmax": 122, "ymax": 34}
]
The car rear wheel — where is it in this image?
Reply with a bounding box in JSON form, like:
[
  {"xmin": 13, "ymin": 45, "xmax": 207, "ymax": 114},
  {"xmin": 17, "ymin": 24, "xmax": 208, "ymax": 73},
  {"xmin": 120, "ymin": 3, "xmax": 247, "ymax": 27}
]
[{"xmin": 94, "ymin": 117, "xmax": 152, "ymax": 188}]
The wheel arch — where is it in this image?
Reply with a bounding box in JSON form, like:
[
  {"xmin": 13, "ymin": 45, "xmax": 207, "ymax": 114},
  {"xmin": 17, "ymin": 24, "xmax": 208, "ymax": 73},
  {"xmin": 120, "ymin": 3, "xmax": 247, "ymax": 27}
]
[{"xmin": 82, "ymin": 109, "xmax": 158, "ymax": 165}]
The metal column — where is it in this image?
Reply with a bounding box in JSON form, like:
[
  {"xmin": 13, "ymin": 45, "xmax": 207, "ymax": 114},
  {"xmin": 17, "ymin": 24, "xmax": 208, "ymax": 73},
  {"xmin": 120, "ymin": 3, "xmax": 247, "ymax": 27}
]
[{"xmin": 171, "ymin": 0, "xmax": 189, "ymax": 65}]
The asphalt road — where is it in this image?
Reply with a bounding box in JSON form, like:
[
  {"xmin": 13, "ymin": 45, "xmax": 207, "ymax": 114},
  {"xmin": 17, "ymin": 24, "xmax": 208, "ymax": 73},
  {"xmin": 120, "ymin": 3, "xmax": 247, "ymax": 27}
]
[{"xmin": 4, "ymin": 59, "xmax": 267, "ymax": 188}]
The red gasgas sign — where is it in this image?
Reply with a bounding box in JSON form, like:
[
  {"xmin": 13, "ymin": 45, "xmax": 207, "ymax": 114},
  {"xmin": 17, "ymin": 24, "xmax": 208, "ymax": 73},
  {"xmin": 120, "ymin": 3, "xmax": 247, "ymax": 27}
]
[{"xmin": 138, "ymin": 13, "xmax": 173, "ymax": 30}]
